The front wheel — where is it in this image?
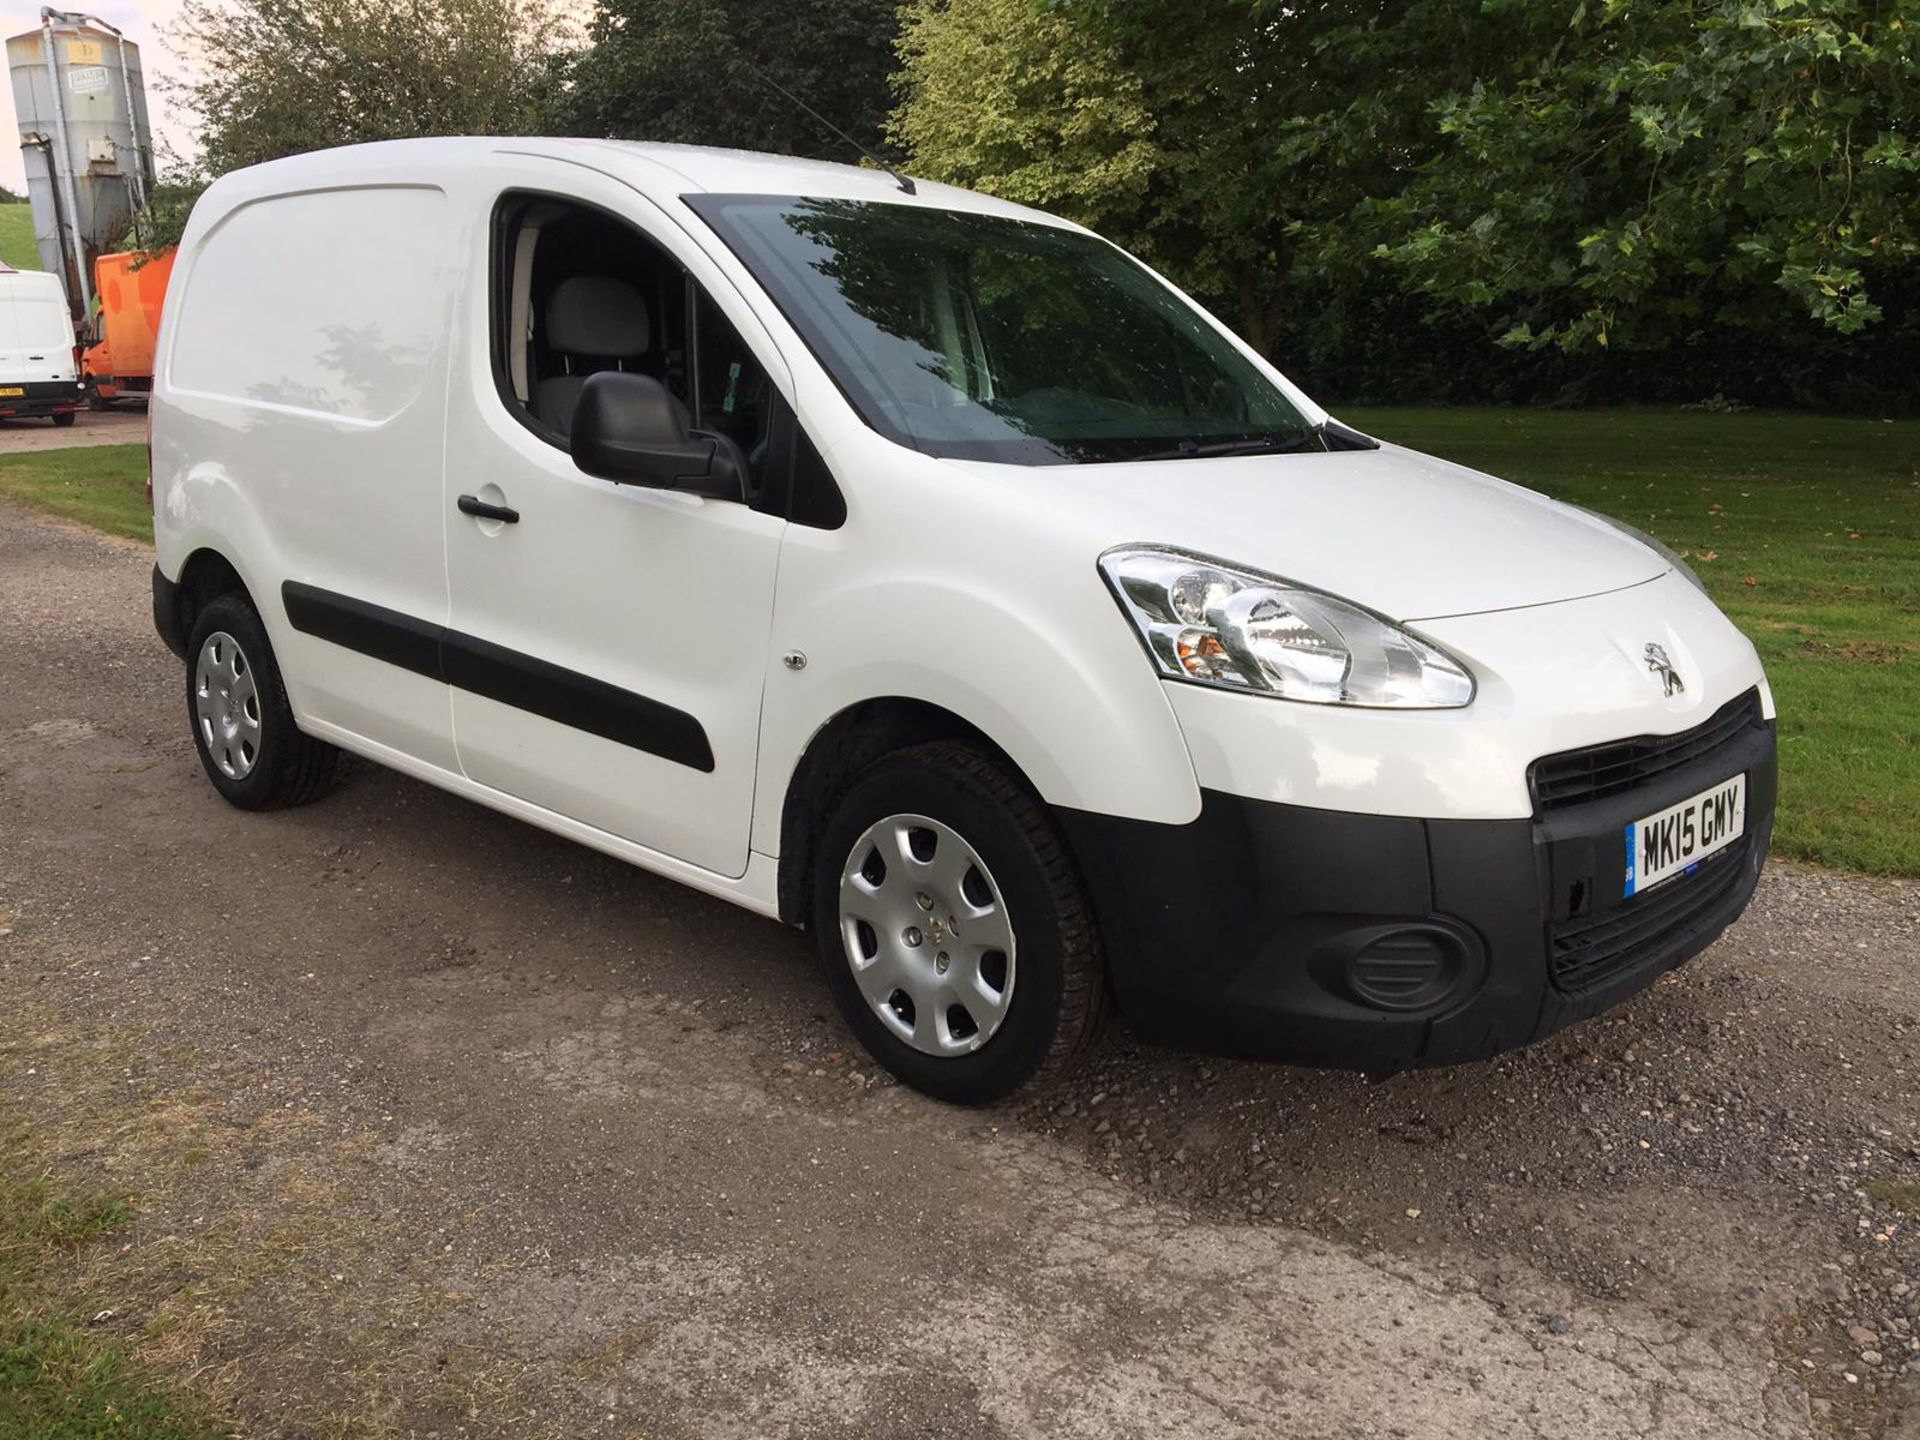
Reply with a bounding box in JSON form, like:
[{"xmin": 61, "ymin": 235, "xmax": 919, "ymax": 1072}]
[{"xmin": 812, "ymin": 741, "xmax": 1104, "ymax": 1104}]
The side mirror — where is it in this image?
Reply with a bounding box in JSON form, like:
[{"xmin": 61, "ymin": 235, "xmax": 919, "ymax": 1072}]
[{"xmin": 569, "ymin": 372, "xmax": 742, "ymax": 501}]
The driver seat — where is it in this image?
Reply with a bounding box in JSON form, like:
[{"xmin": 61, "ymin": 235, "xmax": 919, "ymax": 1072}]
[{"xmin": 536, "ymin": 275, "xmax": 661, "ymax": 439}]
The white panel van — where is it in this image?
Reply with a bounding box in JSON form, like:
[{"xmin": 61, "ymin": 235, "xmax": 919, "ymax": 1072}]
[
  {"xmin": 149, "ymin": 140, "xmax": 1776, "ymax": 1103},
  {"xmin": 0, "ymin": 266, "xmax": 80, "ymax": 425}
]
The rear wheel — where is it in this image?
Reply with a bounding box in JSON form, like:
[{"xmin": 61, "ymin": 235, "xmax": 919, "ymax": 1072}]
[
  {"xmin": 51, "ymin": 410, "xmax": 75, "ymax": 428},
  {"xmin": 185, "ymin": 593, "xmax": 338, "ymax": 810},
  {"xmin": 812, "ymin": 741, "xmax": 1103, "ymax": 1104}
]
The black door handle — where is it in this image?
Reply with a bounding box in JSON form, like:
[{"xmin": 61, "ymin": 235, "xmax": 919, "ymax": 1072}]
[{"xmin": 457, "ymin": 494, "xmax": 519, "ymax": 524}]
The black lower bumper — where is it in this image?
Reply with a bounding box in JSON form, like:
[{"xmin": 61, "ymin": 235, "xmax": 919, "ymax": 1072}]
[
  {"xmin": 152, "ymin": 565, "xmax": 186, "ymax": 660},
  {"xmin": 1057, "ymin": 713, "xmax": 1776, "ymax": 1071},
  {"xmin": 0, "ymin": 380, "xmax": 81, "ymax": 417}
]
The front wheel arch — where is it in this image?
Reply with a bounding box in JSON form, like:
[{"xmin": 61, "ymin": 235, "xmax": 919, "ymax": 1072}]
[{"xmin": 777, "ymin": 698, "xmax": 1038, "ymax": 929}]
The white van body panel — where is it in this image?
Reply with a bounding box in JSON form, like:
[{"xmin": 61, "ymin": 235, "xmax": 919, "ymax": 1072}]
[
  {"xmin": 746, "ymin": 419, "xmax": 1206, "ymax": 860},
  {"xmin": 151, "ymin": 135, "xmax": 1769, "ymax": 906},
  {"xmin": 937, "ymin": 444, "xmax": 1668, "ymax": 624},
  {"xmin": 0, "ymin": 269, "xmax": 76, "ymax": 384},
  {"xmin": 158, "ymin": 169, "xmax": 461, "ymax": 772}
]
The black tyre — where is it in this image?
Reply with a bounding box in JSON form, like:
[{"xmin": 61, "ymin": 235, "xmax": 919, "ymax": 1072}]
[
  {"xmin": 811, "ymin": 741, "xmax": 1103, "ymax": 1104},
  {"xmin": 51, "ymin": 410, "xmax": 76, "ymax": 427},
  {"xmin": 185, "ymin": 592, "xmax": 339, "ymax": 810}
]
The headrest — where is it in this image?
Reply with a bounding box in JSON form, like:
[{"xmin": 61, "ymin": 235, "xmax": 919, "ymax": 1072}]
[{"xmin": 545, "ymin": 275, "xmax": 650, "ymax": 357}]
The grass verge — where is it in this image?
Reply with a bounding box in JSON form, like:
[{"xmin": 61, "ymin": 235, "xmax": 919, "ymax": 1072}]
[
  {"xmin": 0, "ymin": 1111, "xmax": 216, "ymax": 1440},
  {"xmin": 1348, "ymin": 408, "xmax": 1919, "ymax": 876},
  {"xmin": 0, "ymin": 1002, "xmax": 589, "ymax": 1440},
  {"xmin": 0, "ymin": 447, "xmax": 150, "ymax": 543}
]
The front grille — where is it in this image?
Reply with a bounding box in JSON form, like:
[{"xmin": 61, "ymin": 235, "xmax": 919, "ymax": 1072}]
[
  {"xmin": 1528, "ymin": 689, "xmax": 1762, "ymax": 814},
  {"xmin": 1548, "ymin": 837, "xmax": 1752, "ymax": 994}
]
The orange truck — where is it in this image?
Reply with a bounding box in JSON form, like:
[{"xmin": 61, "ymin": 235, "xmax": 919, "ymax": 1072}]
[{"xmin": 80, "ymin": 247, "xmax": 175, "ymax": 407}]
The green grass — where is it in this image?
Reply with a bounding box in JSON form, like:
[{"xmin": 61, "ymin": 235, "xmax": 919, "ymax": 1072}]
[
  {"xmin": 1347, "ymin": 407, "xmax": 1920, "ymax": 875},
  {"xmin": 0, "ymin": 447, "xmax": 150, "ymax": 542},
  {"xmin": 1, "ymin": 414, "xmax": 1915, "ymax": 873},
  {"xmin": 0, "ymin": 1118, "xmax": 216, "ymax": 1440},
  {"xmin": 0, "ymin": 203, "xmax": 41, "ymax": 271}
]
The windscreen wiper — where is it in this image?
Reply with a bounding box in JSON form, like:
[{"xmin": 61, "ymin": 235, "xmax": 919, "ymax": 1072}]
[{"xmin": 1133, "ymin": 424, "xmax": 1325, "ymax": 462}]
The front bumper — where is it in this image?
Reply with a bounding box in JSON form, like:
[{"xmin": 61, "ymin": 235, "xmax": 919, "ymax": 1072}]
[
  {"xmin": 1057, "ymin": 700, "xmax": 1776, "ymax": 1070},
  {"xmin": 0, "ymin": 380, "xmax": 81, "ymax": 418}
]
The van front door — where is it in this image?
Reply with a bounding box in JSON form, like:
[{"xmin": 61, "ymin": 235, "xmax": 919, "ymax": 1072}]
[{"xmin": 441, "ymin": 164, "xmax": 789, "ymax": 879}]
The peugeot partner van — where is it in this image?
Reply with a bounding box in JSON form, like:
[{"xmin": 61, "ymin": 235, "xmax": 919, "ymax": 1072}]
[
  {"xmin": 149, "ymin": 140, "xmax": 1776, "ymax": 1103},
  {"xmin": 0, "ymin": 266, "xmax": 81, "ymax": 425}
]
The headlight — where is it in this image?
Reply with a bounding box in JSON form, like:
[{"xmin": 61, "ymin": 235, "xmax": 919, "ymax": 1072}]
[
  {"xmin": 1099, "ymin": 547, "xmax": 1475, "ymax": 708},
  {"xmin": 1578, "ymin": 507, "xmax": 1708, "ymax": 594}
]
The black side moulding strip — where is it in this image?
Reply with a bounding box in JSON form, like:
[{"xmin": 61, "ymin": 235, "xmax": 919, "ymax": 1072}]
[{"xmin": 279, "ymin": 581, "xmax": 715, "ymax": 773}]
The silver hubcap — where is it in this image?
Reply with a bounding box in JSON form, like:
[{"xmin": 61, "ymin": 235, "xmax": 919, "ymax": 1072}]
[
  {"xmin": 839, "ymin": 813, "xmax": 1016, "ymax": 1056},
  {"xmin": 193, "ymin": 631, "xmax": 261, "ymax": 780}
]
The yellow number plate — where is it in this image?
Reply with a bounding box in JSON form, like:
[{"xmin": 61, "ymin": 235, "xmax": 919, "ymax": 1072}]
[{"xmin": 0, "ymin": 388, "xmax": 24, "ymax": 398}]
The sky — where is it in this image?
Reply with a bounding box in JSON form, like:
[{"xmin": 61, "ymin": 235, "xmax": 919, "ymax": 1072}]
[{"xmin": 0, "ymin": 0, "xmax": 193, "ymax": 195}]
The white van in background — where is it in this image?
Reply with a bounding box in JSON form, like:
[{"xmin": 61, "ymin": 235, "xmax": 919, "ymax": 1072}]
[
  {"xmin": 148, "ymin": 139, "xmax": 1775, "ymax": 1104},
  {"xmin": 0, "ymin": 265, "xmax": 79, "ymax": 425}
]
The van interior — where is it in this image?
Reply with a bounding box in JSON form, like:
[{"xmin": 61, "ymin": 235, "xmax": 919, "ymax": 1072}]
[{"xmin": 495, "ymin": 196, "xmax": 774, "ymax": 491}]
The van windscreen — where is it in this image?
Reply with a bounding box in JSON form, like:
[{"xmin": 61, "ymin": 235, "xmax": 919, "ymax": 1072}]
[{"xmin": 686, "ymin": 195, "xmax": 1312, "ymax": 466}]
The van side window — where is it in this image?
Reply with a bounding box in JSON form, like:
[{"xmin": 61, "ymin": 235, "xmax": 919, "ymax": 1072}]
[{"xmin": 492, "ymin": 194, "xmax": 773, "ymax": 498}]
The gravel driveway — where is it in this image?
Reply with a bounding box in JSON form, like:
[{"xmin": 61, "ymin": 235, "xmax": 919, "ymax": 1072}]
[
  {"xmin": 2, "ymin": 498, "xmax": 1917, "ymax": 1439},
  {"xmin": 0, "ymin": 404, "xmax": 146, "ymax": 452}
]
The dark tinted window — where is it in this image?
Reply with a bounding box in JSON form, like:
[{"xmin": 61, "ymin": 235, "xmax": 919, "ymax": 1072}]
[
  {"xmin": 692, "ymin": 288, "xmax": 775, "ymax": 481},
  {"xmin": 492, "ymin": 193, "xmax": 777, "ymax": 496},
  {"xmin": 688, "ymin": 195, "xmax": 1311, "ymax": 466}
]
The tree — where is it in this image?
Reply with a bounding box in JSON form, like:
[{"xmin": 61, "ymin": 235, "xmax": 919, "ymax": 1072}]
[
  {"xmin": 895, "ymin": 0, "xmax": 1365, "ymax": 355},
  {"xmin": 118, "ymin": 171, "xmax": 207, "ymax": 255},
  {"xmin": 891, "ymin": 0, "xmax": 1156, "ymax": 237},
  {"xmin": 899, "ymin": 0, "xmax": 1920, "ymax": 405},
  {"xmin": 555, "ymin": 0, "xmax": 901, "ymax": 162},
  {"xmin": 896, "ymin": 0, "xmax": 1503, "ymax": 356},
  {"xmin": 1302, "ymin": 0, "xmax": 1920, "ymax": 354},
  {"xmin": 166, "ymin": 0, "xmax": 568, "ymax": 178}
]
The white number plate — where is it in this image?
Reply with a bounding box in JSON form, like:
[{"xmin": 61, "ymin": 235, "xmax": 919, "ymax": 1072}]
[{"xmin": 1624, "ymin": 774, "xmax": 1746, "ymax": 898}]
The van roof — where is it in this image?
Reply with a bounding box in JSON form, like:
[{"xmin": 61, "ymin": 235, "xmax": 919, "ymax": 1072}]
[
  {"xmin": 0, "ymin": 268, "xmax": 65, "ymax": 291},
  {"xmin": 200, "ymin": 137, "xmax": 1068, "ymax": 229}
]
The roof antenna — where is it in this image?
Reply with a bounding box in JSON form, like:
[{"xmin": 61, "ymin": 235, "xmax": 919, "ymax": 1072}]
[{"xmin": 754, "ymin": 69, "xmax": 916, "ymax": 195}]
